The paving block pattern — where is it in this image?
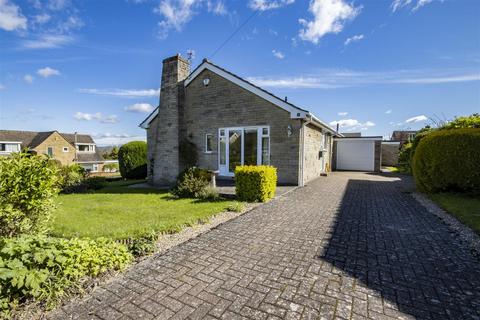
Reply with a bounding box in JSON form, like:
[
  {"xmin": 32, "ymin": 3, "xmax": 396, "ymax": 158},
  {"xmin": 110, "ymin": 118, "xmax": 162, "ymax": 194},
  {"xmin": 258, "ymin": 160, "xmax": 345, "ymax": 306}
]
[{"xmin": 49, "ymin": 172, "xmax": 480, "ymax": 320}]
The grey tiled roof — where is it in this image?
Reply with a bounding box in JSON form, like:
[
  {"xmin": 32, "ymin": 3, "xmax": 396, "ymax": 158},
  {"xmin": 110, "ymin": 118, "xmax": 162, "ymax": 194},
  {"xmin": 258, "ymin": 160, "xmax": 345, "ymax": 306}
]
[
  {"xmin": 76, "ymin": 150, "xmax": 105, "ymax": 163},
  {"xmin": 0, "ymin": 130, "xmax": 95, "ymax": 148}
]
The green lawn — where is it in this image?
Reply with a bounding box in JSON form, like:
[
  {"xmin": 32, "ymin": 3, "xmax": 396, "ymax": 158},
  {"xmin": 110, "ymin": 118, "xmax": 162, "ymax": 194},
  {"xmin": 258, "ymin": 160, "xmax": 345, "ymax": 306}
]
[
  {"xmin": 51, "ymin": 180, "xmax": 234, "ymax": 239},
  {"xmin": 429, "ymin": 193, "xmax": 480, "ymax": 235}
]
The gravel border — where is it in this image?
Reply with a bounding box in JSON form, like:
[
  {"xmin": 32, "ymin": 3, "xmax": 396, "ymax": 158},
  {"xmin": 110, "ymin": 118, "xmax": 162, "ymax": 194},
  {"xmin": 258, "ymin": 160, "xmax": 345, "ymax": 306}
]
[{"xmin": 412, "ymin": 192, "xmax": 480, "ymax": 258}]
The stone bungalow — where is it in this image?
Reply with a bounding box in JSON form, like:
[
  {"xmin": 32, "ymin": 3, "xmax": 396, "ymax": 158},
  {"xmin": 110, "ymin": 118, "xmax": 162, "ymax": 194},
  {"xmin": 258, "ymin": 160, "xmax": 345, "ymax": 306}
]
[
  {"xmin": 141, "ymin": 55, "xmax": 381, "ymax": 186},
  {"xmin": 0, "ymin": 130, "xmax": 111, "ymax": 173}
]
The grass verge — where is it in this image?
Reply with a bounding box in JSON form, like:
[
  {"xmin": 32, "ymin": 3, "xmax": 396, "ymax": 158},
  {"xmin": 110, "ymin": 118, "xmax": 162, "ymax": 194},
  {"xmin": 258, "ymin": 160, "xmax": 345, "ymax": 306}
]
[{"xmin": 429, "ymin": 193, "xmax": 480, "ymax": 235}]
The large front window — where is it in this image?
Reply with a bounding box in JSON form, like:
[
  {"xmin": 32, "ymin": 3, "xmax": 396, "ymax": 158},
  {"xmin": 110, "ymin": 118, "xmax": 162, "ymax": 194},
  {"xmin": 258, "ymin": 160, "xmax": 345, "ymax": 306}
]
[
  {"xmin": 218, "ymin": 126, "xmax": 270, "ymax": 176},
  {"xmin": 0, "ymin": 143, "xmax": 20, "ymax": 153},
  {"xmin": 77, "ymin": 144, "xmax": 95, "ymax": 152}
]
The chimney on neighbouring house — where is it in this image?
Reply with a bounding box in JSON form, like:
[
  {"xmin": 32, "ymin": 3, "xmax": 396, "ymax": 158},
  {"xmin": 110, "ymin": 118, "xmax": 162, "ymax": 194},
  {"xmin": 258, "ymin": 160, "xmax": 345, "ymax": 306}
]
[{"xmin": 151, "ymin": 54, "xmax": 190, "ymax": 185}]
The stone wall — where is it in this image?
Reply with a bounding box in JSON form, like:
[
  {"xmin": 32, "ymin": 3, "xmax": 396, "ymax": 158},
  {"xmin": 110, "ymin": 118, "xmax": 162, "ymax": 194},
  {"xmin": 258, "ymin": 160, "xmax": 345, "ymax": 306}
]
[
  {"xmin": 303, "ymin": 124, "xmax": 331, "ymax": 184},
  {"xmin": 381, "ymin": 143, "xmax": 400, "ymax": 166},
  {"xmin": 374, "ymin": 140, "xmax": 382, "ymax": 172},
  {"xmin": 183, "ymin": 69, "xmax": 301, "ymax": 185},
  {"xmin": 34, "ymin": 132, "xmax": 75, "ymax": 165}
]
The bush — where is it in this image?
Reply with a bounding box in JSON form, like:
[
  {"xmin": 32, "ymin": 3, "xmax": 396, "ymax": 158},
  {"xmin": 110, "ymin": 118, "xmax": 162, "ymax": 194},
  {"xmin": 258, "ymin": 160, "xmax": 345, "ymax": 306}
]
[
  {"xmin": 83, "ymin": 177, "xmax": 107, "ymax": 190},
  {"xmin": 56, "ymin": 164, "xmax": 85, "ymax": 192},
  {"xmin": 196, "ymin": 186, "xmax": 219, "ymax": 201},
  {"xmin": 413, "ymin": 129, "xmax": 480, "ymax": 193},
  {"xmin": 0, "ymin": 153, "xmax": 59, "ymax": 237},
  {"xmin": 235, "ymin": 166, "xmax": 277, "ymax": 202},
  {"xmin": 118, "ymin": 141, "xmax": 147, "ymax": 179},
  {"xmin": 227, "ymin": 201, "xmax": 245, "ymax": 213},
  {"xmin": 103, "ymin": 162, "xmax": 119, "ymax": 172},
  {"xmin": 0, "ymin": 236, "xmax": 132, "ymax": 315},
  {"xmin": 172, "ymin": 167, "xmax": 212, "ymax": 198}
]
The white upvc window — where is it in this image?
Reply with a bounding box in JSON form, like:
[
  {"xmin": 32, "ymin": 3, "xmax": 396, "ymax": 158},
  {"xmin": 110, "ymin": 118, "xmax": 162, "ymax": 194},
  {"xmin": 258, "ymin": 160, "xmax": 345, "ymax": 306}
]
[
  {"xmin": 0, "ymin": 142, "xmax": 21, "ymax": 153},
  {"xmin": 92, "ymin": 163, "xmax": 99, "ymax": 172},
  {"xmin": 76, "ymin": 144, "xmax": 95, "ymax": 153},
  {"xmin": 205, "ymin": 134, "xmax": 214, "ymax": 153}
]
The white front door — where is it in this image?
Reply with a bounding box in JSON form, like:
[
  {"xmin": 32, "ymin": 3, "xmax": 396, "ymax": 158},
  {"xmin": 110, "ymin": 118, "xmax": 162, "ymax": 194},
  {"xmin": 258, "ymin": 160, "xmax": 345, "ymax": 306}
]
[{"xmin": 218, "ymin": 127, "xmax": 270, "ymax": 176}]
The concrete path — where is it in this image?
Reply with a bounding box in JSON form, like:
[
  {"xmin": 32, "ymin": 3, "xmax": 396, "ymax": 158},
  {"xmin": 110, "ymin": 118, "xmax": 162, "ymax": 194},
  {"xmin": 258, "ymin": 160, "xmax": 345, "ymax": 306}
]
[{"xmin": 50, "ymin": 172, "xmax": 480, "ymax": 320}]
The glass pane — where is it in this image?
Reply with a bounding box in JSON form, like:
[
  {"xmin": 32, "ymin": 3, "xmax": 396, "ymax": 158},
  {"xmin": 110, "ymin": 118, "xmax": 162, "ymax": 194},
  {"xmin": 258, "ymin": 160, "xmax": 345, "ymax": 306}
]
[
  {"xmin": 220, "ymin": 137, "xmax": 226, "ymax": 165},
  {"xmin": 229, "ymin": 130, "xmax": 242, "ymax": 172},
  {"xmin": 262, "ymin": 137, "xmax": 270, "ymax": 165},
  {"xmin": 220, "ymin": 129, "xmax": 225, "ymax": 136},
  {"xmin": 206, "ymin": 134, "xmax": 214, "ymax": 152},
  {"xmin": 244, "ymin": 129, "xmax": 257, "ymax": 165},
  {"xmin": 262, "ymin": 127, "xmax": 269, "ymax": 136}
]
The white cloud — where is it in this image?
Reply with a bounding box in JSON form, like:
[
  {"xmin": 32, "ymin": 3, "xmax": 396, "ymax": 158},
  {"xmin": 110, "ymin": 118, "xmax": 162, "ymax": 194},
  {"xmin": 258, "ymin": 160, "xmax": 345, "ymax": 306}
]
[
  {"xmin": 37, "ymin": 67, "xmax": 60, "ymax": 78},
  {"xmin": 247, "ymin": 68, "xmax": 480, "ymax": 89},
  {"xmin": 22, "ymin": 34, "xmax": 74, "ymax": 49},
  {"xmin": 74, "ymin": 112, "xmax": 118, "ymax": 123},
  {"xmin": 329, "ymin": 118, "xmax": 375, "ymax": 131},
  {"xmin": 24, "ymin": 74, "xmax": 34, "ymax": 84},
  {"xmin": 385, "ymin": 109, "xmax": 392, "ymax": 114},
  {"xmin": 101, "ymin": 115, "xmax": 119, "ymax": 124},
  {"xmin": 248, "ymin": 0, "xmax": 295, "ymax": 11},
  {"xmin": 272, "ymin": 49, "xmax": 285, "ymax": 59},
  {"xmin": 155, "ymin": 0, "xmax": 202, "ymax": 39},
  {"xmin": 74, "ymin": 112, "xmax": 102, "ymax": 121},
  {"xmin": 298, "ymin": 0, "xmax": 361, "ymax": 44},
  {"xmin": 125, "ymin": 103, "xmax": 154, "ymax": 113},
  {"xmin": 78, "ymin": 88, "xmax": 160, "ymax": 98},
  {"xmin": 34, "ymin": 13, "xmax": 51, "ymax": 24},
  {"xmin": 405, "ymin": 115, "xmax": 427, "ymax": 123},
  {"xmin": 391, "ymin": 0, "xmax": 439, "ymax": 12},
  {"xmin": 0, "ymin": 0, "xmax": 27, "ymax": 31},
  {"xmin": 338, "ymin": 112, "xmax": 348, "ymax": 116},
  {"xmin": 344, "ymin": 34, "xmax": 364, "ymax": 46},
  {"xmin": 48, "ymin": 0, "xmax": 68, "ymax": 11},
  {"xmin": 207, "ymin": 0, "xmax": 227, "ymax": 15}
]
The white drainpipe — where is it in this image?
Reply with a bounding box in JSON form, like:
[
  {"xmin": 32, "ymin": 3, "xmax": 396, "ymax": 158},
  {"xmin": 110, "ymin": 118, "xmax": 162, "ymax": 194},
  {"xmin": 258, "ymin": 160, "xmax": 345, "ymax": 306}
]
[{"xmin": 299, "ymin": 114, "xmax": 312, "ymax": 187}]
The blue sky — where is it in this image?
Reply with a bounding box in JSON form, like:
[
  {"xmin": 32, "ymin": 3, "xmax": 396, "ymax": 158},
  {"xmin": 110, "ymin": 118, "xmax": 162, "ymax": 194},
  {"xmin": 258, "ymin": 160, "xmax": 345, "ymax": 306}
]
[{"xmin": 0, "ymin": 0, "xmax": 479, "ymax": 145}]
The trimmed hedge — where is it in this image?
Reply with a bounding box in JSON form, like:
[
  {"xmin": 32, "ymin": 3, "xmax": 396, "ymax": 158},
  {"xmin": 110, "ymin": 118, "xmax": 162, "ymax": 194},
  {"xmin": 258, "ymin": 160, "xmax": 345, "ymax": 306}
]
[
  {"xmin": 412, "ymin": 128, "xmax": 480, "ymax": 193},
  {"xmin": 235, "ymin": 166, "xmax": 277, "ymax": 202},
  {"xmin": 118, "ymin": 141, "xmax": 147, "ymax": 179},
  {"xmin": 0, "ymin": 236, "xmax": 132, "ymax": 315}
]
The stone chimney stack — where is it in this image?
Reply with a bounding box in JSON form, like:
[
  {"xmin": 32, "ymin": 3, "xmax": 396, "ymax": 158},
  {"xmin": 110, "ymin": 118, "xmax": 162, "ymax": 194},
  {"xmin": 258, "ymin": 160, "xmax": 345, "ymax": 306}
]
[{"xmin": 152, "ymin": 54, "xmax": 190, "ymax": 185}]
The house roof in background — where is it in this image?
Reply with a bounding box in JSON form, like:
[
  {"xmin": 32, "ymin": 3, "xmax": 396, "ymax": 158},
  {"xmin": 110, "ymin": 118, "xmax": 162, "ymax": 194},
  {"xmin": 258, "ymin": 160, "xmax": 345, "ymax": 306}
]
[
  {"xmin": 0, "ymin": 130, "xmax": 95, "ymax": 149},
  {"xmin": 76, "ymin": 151, "xmax": 105, "ymax": 163}
]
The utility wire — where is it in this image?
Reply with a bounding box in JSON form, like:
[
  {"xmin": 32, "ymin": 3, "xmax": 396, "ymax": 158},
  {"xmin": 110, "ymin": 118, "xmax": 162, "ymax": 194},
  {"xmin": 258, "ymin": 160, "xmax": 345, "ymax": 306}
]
[{"xmin": 209, "ymin": 10, "xmax": 259, "ymax": 59}]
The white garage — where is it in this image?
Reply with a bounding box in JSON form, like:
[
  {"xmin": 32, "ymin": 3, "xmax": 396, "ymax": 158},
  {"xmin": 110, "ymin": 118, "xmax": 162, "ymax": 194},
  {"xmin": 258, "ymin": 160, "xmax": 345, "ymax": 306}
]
[{"xmin": 334, "ymin": 137, "xmax": 382, "ymax": 172}]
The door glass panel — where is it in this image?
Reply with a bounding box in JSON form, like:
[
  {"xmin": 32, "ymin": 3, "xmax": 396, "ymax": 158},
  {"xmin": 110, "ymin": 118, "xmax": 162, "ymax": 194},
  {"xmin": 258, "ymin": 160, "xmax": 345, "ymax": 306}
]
[
  {"xmin": 244, "ymin": 129, "xmax": 258, "ymax": 165},
  {"xmin": 262, "ymin": 137, "xmax": 270, "ymax": 165},
  {"xmin": 219, "ymin": 137, "xmax": 226, "ymax": 165},
  {"xmin": 229, "ymin": 130, "xmax": 242, "ymax": 172}
]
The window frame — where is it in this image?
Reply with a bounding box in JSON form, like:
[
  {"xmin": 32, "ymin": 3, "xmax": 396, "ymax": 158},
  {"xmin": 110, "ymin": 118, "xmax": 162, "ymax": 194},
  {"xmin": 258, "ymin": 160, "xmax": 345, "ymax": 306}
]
[
  {"xmin": 47, "ymin": 146, "xmax": 54, "ymax": 157},
  {"xmin": 205, "ymin": 133, "xmax": 214, "ymax": 153}
]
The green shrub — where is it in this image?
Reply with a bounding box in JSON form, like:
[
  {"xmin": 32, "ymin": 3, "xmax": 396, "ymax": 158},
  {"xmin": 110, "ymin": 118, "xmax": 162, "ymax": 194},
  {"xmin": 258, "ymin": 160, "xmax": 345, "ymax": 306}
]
[
  {"xmin": 440, "ymin": 113, "xmax": 480, "ymax": 130},
  {"xmin": 0, "ymin": 153, "xmax": 59, "ymax": 237},
  {"xmin": 83, "ymin": 177, "xmax": 107, "ymax": 190},
  {"xmin": 235, "ymin": 166, "xmax": 277, "ymax": 202},
  {"xmin": 413, "ymin": 128, "xmax": 480, "ymax": 193},
  {"xmin": 172, "ymin": 167, "xmax": 212, "ymax": 198},
  {"xmin": 227, "ymin": 201, "xmax": 245, "ymax": 213},
  {"xmin": 56, "ymin": 164, "xmax": 85, "ymax": 192},
  {"xmin": 118, "ymin": 141, "xmax": 147, "ymax": 179},
  {"xmin": 103, "ymin": 162, "xmax": 119, "ymax": 172},
  {"xmin": 0, "ymin": 236, "xmax": 132, "ymax": 315},
  {"xmin": 196, "ymin": 186, "xmax": 219, "ymax": 201}
]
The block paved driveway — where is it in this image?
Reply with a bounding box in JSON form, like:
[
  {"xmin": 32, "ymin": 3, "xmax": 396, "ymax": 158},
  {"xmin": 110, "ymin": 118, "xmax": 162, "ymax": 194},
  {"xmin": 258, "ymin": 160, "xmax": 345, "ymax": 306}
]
[{"xmin": 51, "ymin": 172, "xmax": 480, "ymax": 320}]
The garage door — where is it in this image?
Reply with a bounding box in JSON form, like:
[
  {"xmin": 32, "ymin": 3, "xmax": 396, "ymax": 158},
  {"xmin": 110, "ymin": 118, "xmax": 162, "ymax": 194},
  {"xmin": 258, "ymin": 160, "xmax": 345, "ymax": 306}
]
[{"xmin": 336, "ymin": 140, "xmax": 375, "ymax": 171}]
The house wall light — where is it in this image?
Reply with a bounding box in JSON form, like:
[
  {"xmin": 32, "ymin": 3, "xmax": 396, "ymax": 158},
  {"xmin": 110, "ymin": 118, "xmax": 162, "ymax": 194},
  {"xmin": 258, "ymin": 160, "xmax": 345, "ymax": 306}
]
[
  {"xmin": 287, "ymin": 125, "xmax": 293, "ymax": 137},
  {"xmin": 203, "ymin": 78, "xmax": 210, "ymax": 86}
]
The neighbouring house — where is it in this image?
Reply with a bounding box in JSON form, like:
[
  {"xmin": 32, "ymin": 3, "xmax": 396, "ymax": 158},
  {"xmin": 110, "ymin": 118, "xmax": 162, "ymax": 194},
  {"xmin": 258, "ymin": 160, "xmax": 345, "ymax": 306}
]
[
  {"xmin": 0, "ymin": 130, "xmax": 115, "ymax": 173},
  {"xmin": 391, "ymin": 130, "xmax": 418, "ymax": 146},
  {"xmin": 141, "ymin": 55, "xmax": 381, "ymax": 186}
]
